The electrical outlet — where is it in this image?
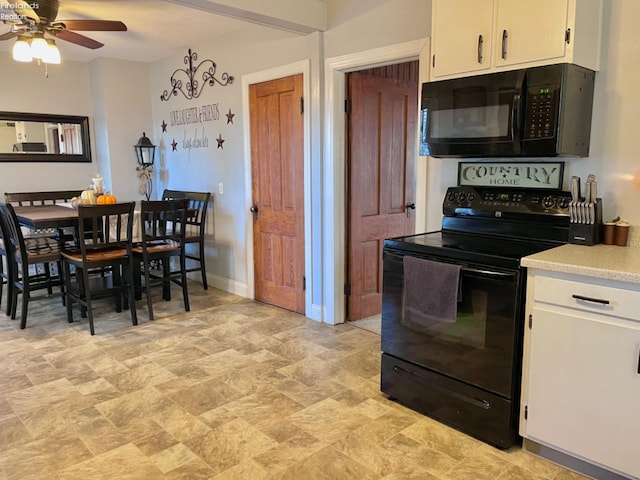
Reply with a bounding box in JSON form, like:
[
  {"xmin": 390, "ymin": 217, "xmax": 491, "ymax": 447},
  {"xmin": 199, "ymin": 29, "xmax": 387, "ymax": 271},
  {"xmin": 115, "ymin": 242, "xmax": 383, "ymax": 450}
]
[{"xmin": 218, "ymin": 182, "xmax": 224, "ymax": 195}]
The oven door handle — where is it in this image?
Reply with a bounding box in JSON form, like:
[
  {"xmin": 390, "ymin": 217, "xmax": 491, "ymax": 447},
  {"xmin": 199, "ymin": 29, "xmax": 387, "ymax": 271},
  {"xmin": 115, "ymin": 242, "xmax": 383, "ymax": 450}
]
[{"xmin": 461, "ymin": 266, "xmax": 517, "ymax": 277}]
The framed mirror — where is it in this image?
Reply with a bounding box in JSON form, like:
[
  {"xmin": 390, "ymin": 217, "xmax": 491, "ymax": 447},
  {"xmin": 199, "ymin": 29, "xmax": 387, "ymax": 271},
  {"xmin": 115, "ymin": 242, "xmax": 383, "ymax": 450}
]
[{"xmin": 0, "ymin": 111, "xmax": 91, "ymax": 163}]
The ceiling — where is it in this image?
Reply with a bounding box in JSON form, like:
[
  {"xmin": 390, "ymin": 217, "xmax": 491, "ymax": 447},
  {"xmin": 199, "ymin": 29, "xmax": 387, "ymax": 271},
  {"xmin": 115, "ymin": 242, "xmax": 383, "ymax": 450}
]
[{"xmin": 0, "ymin": 0, "xmax": 306, "ymax": 63}]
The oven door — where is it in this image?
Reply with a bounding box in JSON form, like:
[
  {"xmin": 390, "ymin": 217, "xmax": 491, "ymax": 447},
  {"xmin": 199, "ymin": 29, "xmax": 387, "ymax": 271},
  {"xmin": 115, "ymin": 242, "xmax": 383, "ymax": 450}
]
[{"xmin": 381, "ymin": 248, "xmax": 523, "ymax": 399}]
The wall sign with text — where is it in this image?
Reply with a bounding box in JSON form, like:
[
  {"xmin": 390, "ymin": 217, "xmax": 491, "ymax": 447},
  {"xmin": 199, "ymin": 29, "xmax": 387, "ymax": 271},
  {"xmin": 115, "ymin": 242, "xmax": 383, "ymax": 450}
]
[{"xmin": 457, "ymin": 162, "xmax": 564, "ymax": 190}]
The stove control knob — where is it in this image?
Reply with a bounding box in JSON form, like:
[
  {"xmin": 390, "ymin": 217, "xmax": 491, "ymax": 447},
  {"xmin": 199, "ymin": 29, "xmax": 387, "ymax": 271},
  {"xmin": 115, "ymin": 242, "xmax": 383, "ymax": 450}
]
[
  {"xmin": 458, "ymin": 192, "xmax": 467, "ymax": 203},
  {"xmin": 542, "ymin": 196, "xmax": 555, "ymax": 208},
  {"xmin": 558, "ymin": 197, "xmax": 570, "ymax": 209},
  {"xmin": 466, "ymin": 193, "xmax": 476, "ymax": 203}
]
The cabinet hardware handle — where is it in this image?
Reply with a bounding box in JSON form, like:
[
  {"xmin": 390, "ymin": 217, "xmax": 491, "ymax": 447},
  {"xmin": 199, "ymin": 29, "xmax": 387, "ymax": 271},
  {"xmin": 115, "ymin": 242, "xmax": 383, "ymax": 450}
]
[
  {"xmin": 637, "ymin": 348, "xmax": 640, "ymax": 374},
  {"xmin": 501, "ymin": 29, "xmax": 508, "ymax": 59},
  {"xmin": 565, "ymin": 28, "xmax": 571, "ymax": 44},
  {"xmin": 571, "ymin": 294, "xmax": 610, "ymax": 305},
  {"xmin": 477, "ymin": 34, "xmax": 484, "ymax": 63}
]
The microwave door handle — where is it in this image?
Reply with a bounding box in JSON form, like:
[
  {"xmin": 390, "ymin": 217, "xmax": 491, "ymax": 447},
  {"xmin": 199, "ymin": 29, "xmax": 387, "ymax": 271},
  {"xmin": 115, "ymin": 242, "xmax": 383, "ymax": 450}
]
[{"xmin": 511, "ymin": 93, "xmax": 521, "ymax": 141}]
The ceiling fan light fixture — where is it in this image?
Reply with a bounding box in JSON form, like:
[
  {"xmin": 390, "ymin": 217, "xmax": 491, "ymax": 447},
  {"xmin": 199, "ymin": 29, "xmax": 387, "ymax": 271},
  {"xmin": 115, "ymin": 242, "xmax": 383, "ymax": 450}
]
[
  {"xmin": 12, "ymin": 36, "xmax": 33, "ymax": 62},
  {"xmin": 30, "ymin": 33, "xmax": 49, "ymax": 60},
  {"xmin": 44, "ymin": 39, "xmax": 61, "ymax": 64}
]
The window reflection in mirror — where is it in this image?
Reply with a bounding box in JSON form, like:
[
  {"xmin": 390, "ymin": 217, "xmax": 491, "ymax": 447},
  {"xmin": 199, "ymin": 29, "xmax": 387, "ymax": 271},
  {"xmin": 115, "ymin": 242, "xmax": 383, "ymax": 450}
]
[{"xmin": 0, "ymin": 112, "xmax": 91, "ymax": 163}]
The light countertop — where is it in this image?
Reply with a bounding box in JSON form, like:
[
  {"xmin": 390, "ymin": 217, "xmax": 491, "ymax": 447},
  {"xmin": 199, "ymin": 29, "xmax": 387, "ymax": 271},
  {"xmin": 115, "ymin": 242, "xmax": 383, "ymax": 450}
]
[{"xmin": 522, "ymin": 244, "xmax": 640, "ymax": 284}]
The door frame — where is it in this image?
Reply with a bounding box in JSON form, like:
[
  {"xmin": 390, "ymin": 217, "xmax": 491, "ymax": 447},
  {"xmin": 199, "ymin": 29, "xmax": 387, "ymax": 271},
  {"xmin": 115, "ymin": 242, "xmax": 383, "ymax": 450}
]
[
  {"xmin": 242, "ymin": 60, "xmax": 316, "ymax": 318},
  {"xmin": 323, "ymin": 39, "xmax": 428, "ymax": 325}
]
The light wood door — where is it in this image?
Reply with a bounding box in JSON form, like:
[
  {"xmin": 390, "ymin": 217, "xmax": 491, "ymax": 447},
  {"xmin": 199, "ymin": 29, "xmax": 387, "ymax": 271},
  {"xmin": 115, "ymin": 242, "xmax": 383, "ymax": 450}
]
[
  {"xmin": 347, "ymin": 72, "xmax": 417, "ymax": 320},
  {"xmin": 249, "ymin": 74, "xmax": 305, "ymax": 314}
]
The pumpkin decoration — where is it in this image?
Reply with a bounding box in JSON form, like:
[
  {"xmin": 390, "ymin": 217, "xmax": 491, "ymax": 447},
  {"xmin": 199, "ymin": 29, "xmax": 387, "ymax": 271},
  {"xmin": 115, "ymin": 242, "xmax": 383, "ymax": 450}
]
[
  {"xmin": 97, "ymin": 193, "xmax": 117, "ymax": 204},
  {"xmin": 80, "ymin": 189, "xmax": 97, "ymax": 204}
]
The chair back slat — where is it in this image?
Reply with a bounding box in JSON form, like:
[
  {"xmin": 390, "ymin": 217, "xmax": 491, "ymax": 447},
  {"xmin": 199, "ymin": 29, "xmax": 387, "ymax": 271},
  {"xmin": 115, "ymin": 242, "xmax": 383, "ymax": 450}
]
[
  {"xmin": 161, "ymin": 189, "xmax": 211, "ymax": 237},
  {"xmin": 0, "ymin": 203, "xmax": 28, "ymax": 264},
  {"xmin": 141, "ymin": 199, "xmax": 188, "ymax": 246},
  {"xmin": 5, "ymin": 190, "xmax": 83, "ymax": 206},
  {"xmin": 77, "ymin": 203, "xmax": 135, "ymax": 256}
]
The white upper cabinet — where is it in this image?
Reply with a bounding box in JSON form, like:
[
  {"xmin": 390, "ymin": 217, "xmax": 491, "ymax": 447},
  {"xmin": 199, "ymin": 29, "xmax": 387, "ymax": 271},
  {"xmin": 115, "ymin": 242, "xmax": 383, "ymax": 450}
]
[
  {"xmin": 430, "ymin": 0, "xmax": 494, "ymax": 79},
  {"xmin": 430, "ymin": 0, "xmax": 603, "ymax": 81}
]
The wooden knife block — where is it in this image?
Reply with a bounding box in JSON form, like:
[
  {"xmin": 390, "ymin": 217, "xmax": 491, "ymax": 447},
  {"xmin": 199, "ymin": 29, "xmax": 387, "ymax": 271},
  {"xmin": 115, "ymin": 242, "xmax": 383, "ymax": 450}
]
[{"xmin": 568, "ymin": 198, "xmax": 602, "ymax": 246}]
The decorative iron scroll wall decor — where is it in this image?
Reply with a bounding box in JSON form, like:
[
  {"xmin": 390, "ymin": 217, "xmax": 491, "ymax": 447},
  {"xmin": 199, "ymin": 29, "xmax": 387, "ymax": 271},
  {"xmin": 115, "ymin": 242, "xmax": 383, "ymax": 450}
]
[{"xmin": 160, "ymin": 49, "xmax": 234, "ymax": 102}]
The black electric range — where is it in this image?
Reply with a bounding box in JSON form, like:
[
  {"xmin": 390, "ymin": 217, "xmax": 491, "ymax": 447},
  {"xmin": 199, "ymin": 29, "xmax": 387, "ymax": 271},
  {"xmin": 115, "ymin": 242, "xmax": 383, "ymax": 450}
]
[{"xmin": 380, "ymin": 186, "xmax": 571, "ymax": 449}]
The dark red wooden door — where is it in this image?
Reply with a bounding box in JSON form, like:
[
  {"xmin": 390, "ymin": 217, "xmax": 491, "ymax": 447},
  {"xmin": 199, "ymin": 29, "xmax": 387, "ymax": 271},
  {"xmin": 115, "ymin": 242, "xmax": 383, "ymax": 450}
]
[{"xmin": 347, "ymin": 72, "xmax": 417, "ymax": 320}]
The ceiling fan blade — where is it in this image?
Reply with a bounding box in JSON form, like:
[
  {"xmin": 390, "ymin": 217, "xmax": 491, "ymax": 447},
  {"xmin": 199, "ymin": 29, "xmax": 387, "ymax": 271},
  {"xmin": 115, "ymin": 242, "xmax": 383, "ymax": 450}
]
[
  {"xmin": 54, "ymin": 29, "xmax": 104, "ymax": 49},
  {"xmin": 53, "ymin": 20, "xmax": 127, "ymax": 31},
  {"xmin": 0, "ymin": 31, "xmax": 20, "ymax": 41},
  {"xmin": 11, "ymin": 1, "xmax": 40, "ymax": 23}
]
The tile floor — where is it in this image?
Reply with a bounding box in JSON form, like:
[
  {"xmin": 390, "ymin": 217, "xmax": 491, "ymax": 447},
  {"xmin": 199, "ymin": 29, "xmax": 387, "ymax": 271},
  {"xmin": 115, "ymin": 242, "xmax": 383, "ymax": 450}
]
[{"xmin": 0, "ymin": 282, "xmax": 591, "ymax": 479}]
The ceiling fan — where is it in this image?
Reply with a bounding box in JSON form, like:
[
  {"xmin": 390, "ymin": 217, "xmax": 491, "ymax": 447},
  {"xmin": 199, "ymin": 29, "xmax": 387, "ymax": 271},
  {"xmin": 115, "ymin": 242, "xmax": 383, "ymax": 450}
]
[{"xmin": 0, "ymin": 0, "xmax": 127, "ymax": 50}]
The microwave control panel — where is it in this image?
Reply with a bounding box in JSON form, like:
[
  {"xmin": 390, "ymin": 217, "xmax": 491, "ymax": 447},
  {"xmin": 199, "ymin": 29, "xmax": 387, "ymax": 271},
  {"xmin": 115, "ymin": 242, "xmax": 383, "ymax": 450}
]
[{"xmin": 524, "ymin": 85, "xmax": 559, "ymax": 140}]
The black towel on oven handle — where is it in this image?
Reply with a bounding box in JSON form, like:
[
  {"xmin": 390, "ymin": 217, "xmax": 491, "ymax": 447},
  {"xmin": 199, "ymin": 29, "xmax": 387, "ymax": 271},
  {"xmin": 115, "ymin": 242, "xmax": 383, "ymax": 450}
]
[{"xmin": 402, "ymin": 255, "xmax": 461, "ymax": 330}]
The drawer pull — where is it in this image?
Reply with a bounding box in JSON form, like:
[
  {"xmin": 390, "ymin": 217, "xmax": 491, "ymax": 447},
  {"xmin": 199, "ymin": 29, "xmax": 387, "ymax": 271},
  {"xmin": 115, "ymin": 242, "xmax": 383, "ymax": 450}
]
[
  {"xmin": 571, "ymin": 294, "xmax": 610, "ymax": 305},
  {"xmin": 637, "ymin": 348, "xmax": 640, "ymax": 374}
]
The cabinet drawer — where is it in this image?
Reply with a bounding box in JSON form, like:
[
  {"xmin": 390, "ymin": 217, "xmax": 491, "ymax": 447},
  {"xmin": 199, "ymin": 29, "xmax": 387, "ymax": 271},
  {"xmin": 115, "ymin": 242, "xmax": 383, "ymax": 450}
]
[{"xmin": 534, "ymin": 275, "xmax": 640, "ymax": 321}]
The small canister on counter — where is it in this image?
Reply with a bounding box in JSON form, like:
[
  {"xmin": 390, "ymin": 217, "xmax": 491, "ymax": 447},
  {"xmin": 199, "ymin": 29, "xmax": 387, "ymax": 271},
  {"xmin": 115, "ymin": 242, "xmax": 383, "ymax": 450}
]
[
  {"xmin": 615, "ymin": 220, "xmax": 630, "ymax": 246},
  {"xmin": 603, "ymin": 222, "xmax": 616, "ymax": 245}
]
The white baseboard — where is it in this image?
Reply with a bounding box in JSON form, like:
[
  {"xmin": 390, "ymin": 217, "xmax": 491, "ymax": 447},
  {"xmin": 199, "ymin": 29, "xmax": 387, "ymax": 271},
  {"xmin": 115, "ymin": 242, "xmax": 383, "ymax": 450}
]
[
  {"xmin": 308, "ymin": 303, "xmax": 323, "ymax": 322},
  {"xmin": 186, "ymin": 272, "xmax": 249, "ymax": 298},
  {"xmin": 193, "ymin": 273, "xmax": 323, "ymax": 324}
]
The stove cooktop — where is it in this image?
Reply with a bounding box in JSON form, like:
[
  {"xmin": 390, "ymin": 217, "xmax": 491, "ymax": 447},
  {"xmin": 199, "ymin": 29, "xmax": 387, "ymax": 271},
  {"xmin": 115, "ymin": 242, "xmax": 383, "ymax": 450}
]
[{"xmin": 384, "ymin": 230, "xmax": 562, "ymax": 270}]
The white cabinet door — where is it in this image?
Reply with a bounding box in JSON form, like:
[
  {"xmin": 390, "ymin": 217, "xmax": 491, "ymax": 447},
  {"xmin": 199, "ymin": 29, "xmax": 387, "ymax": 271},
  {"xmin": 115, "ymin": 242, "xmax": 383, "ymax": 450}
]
[
  {"xmin": 494, "ymin": 0, "xmax": 569, "ymax": 68},
  {"xmin": 526, "ymin": 306, "xmax": 640, "ymax": 479},
  {"xmin": 431, "ymin": 0, "xmax": 494, "ymax": 79}
]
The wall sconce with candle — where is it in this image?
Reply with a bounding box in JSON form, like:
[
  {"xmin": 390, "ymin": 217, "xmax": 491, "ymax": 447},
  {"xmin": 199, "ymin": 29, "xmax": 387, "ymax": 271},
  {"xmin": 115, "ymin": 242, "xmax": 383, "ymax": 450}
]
[{"xmin": 135, "ymin": 132, "xmax": 156, "ymax": 201}]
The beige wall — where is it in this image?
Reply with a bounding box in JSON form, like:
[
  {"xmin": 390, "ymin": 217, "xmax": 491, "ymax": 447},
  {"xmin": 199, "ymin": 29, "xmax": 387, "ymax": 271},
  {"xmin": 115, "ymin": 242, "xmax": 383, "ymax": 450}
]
[{"xmin": 0, "ymin": 55, "xmax": 95, "ymax": 196}]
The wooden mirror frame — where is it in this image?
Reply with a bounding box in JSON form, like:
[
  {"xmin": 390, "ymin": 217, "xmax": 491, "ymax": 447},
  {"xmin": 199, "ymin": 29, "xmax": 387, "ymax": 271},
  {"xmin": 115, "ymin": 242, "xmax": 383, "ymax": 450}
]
[{"xmin": 0, "ymin": 111, "xmax": 92, "ymax": 163}]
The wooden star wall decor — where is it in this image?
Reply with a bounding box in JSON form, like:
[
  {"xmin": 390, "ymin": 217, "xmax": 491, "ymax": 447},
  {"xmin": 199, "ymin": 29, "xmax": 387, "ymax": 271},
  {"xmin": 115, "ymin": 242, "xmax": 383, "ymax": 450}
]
[
  {"xmin": 171, "ymin": 139, "xmax": 178, "ymax": 151},
  {"xmin": 226, "ymin": 108, "xmax": 235, "ymax": 124},
  {"xmin": 216, "ymin": 134, "xmax": 225, "ymax": 149}
]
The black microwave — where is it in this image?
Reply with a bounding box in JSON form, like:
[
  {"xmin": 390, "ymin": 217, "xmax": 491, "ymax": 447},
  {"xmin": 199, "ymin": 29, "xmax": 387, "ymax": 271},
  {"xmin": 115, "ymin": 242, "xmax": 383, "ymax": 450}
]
[{"xmin": 419, "ymin": 63, "xmax": 595, "ymax": 158}]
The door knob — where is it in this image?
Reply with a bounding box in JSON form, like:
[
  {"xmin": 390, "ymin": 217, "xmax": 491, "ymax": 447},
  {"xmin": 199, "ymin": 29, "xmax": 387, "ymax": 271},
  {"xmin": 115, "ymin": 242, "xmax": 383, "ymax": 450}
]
[
  {"xmin": 250, "ymin": 205, "xmax": 259, "ymax": 219},
  {"xmin": 406, "ymin": 203, "xmax": 416, "ymax": 218}
]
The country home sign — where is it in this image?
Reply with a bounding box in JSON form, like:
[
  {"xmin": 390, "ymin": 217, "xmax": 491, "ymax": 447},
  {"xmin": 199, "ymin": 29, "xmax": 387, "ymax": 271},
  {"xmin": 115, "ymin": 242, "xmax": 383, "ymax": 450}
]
[{"xmin": 458, "ymin": 162, "xmax": 564, "ymax": 189}]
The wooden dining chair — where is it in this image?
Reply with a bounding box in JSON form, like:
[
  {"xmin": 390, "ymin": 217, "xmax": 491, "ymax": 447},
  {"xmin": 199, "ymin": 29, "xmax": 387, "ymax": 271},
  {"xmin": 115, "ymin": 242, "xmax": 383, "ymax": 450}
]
[
  {"xmin": 60, "ymin": 202, "xmax": 138, "ymax": 335},
  {"xmin": 133, "ymin": 199, "xmax": 189, "ymax": 321},
  {"xmin": 4, "ymin": 190, "xmax": 83, "ymax": 206},
  {"xmin": 5, "ymin": 190, "xmax": 85, "ymax": 247},
  {"xmin": 162, "ymin": 189, "xmax": 211, "ymax": 289},
  {"xmin": 0, "ymin": 203, "xmax": 63, "ymax": 329},
  {"xmin": 0, "ymin": 212, "xmax": 15, "ymax": 316}
]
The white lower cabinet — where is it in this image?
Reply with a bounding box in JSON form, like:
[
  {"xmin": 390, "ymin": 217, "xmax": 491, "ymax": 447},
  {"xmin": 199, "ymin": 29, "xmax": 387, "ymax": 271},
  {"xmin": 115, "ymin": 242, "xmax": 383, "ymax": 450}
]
[{"xmin": 521, "ymin": 272, "xmax": 640, "ymax": 479}]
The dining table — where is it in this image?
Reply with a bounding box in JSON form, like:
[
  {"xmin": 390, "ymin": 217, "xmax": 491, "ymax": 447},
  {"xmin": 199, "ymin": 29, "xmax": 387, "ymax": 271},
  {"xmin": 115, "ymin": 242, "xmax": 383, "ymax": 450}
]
[
  {"xmin": 14, "ymin": 203, "xmax": 144, "ymax": 243},
  {"xmin": 13, "ymin": 202, "xmax": 187, "ymax": 302},
  {"xmin": 13, "ymin": 204, "xmax": 81, "ymax": 230}
]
